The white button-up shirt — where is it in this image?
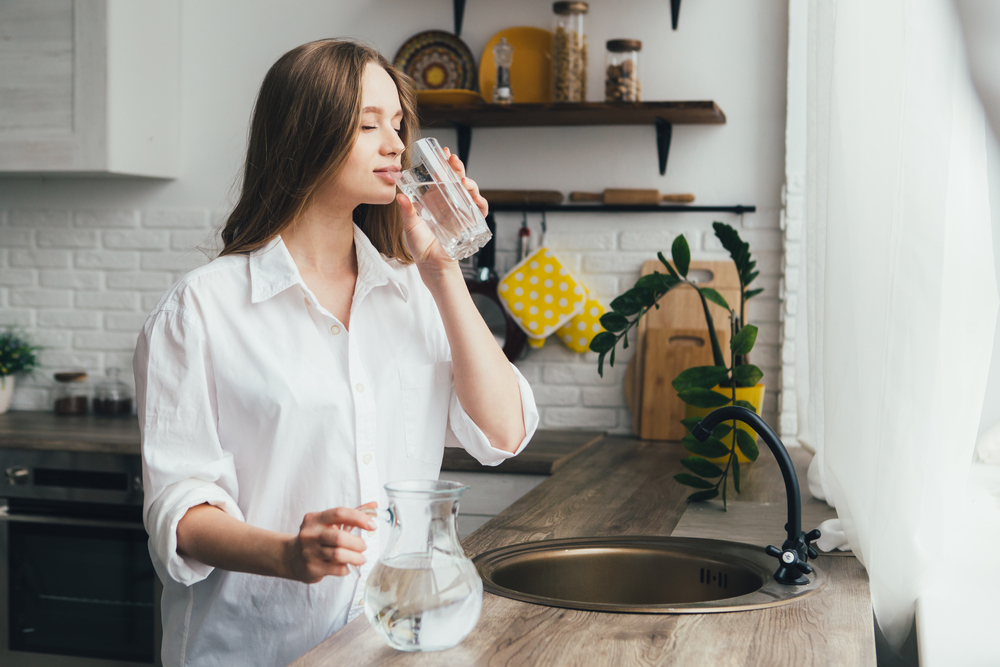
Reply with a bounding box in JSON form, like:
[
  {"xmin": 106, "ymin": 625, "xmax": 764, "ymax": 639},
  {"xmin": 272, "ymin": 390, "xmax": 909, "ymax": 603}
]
[{"xmin": 133, "ymin": 226, "xmax": 538, "ymax": 667}]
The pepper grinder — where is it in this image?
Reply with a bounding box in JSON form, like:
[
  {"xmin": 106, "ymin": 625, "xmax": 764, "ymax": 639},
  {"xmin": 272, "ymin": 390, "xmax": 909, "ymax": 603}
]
[{"xmin": 492, "ymin": 38, "xmax": 514, "ymax": 104}]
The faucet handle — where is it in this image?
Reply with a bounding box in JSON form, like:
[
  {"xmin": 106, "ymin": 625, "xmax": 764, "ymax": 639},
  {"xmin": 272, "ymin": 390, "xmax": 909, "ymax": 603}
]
[
  {"xmin": 803, "ymin": 528, "xmax": 822, "ymax": 560},
  {"xmin": 764, "ymin": 544, "xmax": 811, "ymax": 585}
]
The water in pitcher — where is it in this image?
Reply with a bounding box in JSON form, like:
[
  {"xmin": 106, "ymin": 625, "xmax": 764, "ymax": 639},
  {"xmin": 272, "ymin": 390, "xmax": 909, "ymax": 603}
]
[
  {"xmin": 364, "ymin": 553, "xmax": 483, "ymax": 652},
  {"xmin": 396, "ymin": 178, "xmax": 493, "ymax": 261}
]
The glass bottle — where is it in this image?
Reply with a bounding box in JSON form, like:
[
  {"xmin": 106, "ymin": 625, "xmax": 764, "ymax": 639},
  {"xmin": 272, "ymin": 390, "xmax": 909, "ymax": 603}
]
[
  {"xmin": 52, "ymin": 372, "xmax": 89, "ymax": 415},
  {"xmin": 605, "ymin": 39, "xmax": 641, "ymax": 102},
  {"xmin": 552, "ymin": 1, "xmax": 588, "ymax": 102},
  {"xmin": 93, "ymin": 367, "xmax": 134, "ymax": 417},
  {"xmin": 364, "ymin": 480, "xmax": 482, "ymax": 652},
  {"xmin": 492, "ymin": 37, "xmax": 514, "ymax": 104}
]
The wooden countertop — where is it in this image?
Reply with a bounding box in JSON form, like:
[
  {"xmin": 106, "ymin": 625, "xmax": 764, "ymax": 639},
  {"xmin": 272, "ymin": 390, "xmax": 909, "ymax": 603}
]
[
  {"xmin": 292, "ymin": 437, "xmax": 875, "ymax": 667},
  {"xmin": 0, "ymin": 411, "xmax": 602, "ymax": 475}
]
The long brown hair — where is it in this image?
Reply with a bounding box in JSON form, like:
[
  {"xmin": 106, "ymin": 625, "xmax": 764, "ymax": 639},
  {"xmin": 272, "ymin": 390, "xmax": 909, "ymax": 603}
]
[{"xmin": 219, "ymin": 39, "xmax": 417, "ymax": 261}]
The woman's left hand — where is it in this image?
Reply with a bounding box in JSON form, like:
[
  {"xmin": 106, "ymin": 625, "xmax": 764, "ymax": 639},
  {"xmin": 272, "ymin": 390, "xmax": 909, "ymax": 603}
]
[{"xmin": 397, "ymin": 147, "xmax": 488, "ymax": 276}]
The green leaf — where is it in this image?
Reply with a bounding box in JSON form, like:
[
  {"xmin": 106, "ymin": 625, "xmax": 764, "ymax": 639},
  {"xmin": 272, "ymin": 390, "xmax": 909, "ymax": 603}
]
[
  {"xmin": 635, "ymin": 272, "xmax": 679, "ymax": 295},
  {"xmin": 733, "ymin": 399, "xmax": 757, "ymax": 413},
  {"xmin": 744, "ymin": 288, "xmax": 764, "ymax": 300},
  {"xmin": 735, "ymin": 430, "xmax": 760, "ymax": 462},
  {"xmin": 732, "ymin": 454, "xmax": 741, "ymax": 493},
  {"xmin": 687, "ymin": 489, "xmax": 720, "ymax": 502},
  {"xmin": 589, "ymin": 331, "xmax": 617, "ymax": 353},
  {"xmin": 633, "ymin": 286, "xmax": 657, "ymax": 308},
  {"xmin": 732, "ymin": 364, "xmax": 764, "ymax": 388},
  {"xmin": 657, "ymin": 251, "xmax": 681, "ymax": 280},
  {"xmin": 597, "ymin": 351, "xmax": 606, "ymax": 377},
  {"xmin": 677, "ymin": 388, "xmax": 732, "ymax": 408},
  {"xmin": 681, "ymin": 435, "xmax": 732, "ymax": 459},
  {"xmin": 599, "ymin": 312, "xmax": 629, "ymax": 332},
  {"xmin": 674, "ymin": 473, "xmax": 715, "ymax": 489},
  {"xmin": 609, "ymin": 291, "xmax": 643, "ymax": 316},
  {"xmin": 671, "ymin": 365, "xmax": 730, "ymax": 392},
  {"xmin": 711, "ymin": 424, "xmax": 732, "ymax": 440},
  {"xmin": 730, "ymin": 324, "xmax": 758, "ymax": 356},
  {"xmin": 671, "ymin": 235, "xmax": 691, "ymax": 277},
  {"xmin": 680, "ymin": 417, "xmax": 703, "ymax": 433},
  {"xmin": 681, "ymin": 456, "xmax": 724, "ymax": 478},
  {"xmin": 698, "ymin": 287, "xmax": 730, "ymax": 311},
  {"xmin": 746, "ymin": 270, "xmax": 760, "ymax": 284}
]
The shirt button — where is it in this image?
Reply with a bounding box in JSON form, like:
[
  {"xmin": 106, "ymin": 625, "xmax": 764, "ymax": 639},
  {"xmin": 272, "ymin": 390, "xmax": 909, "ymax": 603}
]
[
  {"xmin": 356, "ymin": 598, "xmax": 363, "ymax": 606},
  {"xmin": 330, "ymin": 325, "xmax": 341, "ymax": 335},
  {"xmin": 363, "ymin": 453, "xmax": 372, "ymax": 464},
  {"xmin": 356, "ymin": 383, "xmax": 365, "ymax": 393}
]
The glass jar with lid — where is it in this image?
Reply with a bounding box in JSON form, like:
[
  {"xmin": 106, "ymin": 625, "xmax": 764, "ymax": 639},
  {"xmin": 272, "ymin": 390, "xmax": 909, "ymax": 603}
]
[
  {"xmin": 93, "ymin": 367, "xmax": 134, "ymax": 417},
  {"xmin": 605, "ymin": 39, "xmax": 642, "ymax": 102},
  {"xmin": 552, "ymin": 1, "xmax": 588, "ymax": 102},
  {"xmin": 52, "ymin": 371, "xmax": 90, "ymax": 416}
]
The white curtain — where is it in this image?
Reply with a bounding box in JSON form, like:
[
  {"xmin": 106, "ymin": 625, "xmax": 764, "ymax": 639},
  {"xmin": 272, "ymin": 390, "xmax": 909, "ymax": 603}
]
[{"xmin": 795, "ymin": 0, "xmax": 997, "ymax": 654}]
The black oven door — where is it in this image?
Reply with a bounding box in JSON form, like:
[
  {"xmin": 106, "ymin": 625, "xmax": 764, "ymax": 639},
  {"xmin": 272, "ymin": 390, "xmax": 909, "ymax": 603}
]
[{"xmin": 0, "ymin": 503, "xmax": 162, "ymax": 667}]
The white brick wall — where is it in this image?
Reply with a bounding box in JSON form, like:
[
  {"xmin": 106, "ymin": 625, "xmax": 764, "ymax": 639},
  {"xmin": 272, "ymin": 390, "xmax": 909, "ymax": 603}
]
[
  {"xmin": 2, "ymin": 207, "xmax": 782, "ymax": 435},
  {"xmin": 1, "ymin": 208, "xmax": 216, "ymax": 411}
]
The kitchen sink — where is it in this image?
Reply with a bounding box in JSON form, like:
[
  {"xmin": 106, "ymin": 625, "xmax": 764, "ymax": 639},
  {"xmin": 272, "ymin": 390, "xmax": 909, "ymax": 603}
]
[{"xmin": 473, "ymin": 536, "xmax": 825, "ymax": 613}]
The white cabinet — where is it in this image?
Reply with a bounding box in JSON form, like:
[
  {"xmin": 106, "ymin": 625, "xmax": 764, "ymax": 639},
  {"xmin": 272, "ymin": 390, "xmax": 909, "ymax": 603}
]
[
  {"xmin": 0, "ymin": 0, "xmax": 179, "ymax": 177},
  {"xmin": 444, "ymin": 471, "xmax": 547, "ymax": 540}
]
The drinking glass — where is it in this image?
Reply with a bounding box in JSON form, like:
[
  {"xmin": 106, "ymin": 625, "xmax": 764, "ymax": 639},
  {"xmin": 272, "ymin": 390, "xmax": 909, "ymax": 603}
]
[{"xmin": 393, "ymin": 138, "xmax": 493, "ymax": 261}]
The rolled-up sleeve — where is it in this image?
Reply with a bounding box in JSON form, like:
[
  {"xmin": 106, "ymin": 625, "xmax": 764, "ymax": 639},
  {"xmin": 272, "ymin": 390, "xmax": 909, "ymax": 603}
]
[
  {"xmin": 446, "ymin": 362, "xmax": 539, "ymax": 466},
  {"xmin": 134, "ymin": 309, "xmax": 244, "ymax": 586}
]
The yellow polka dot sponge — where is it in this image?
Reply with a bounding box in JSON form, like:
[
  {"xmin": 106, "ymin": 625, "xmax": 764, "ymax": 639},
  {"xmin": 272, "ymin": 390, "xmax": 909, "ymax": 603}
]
[{"xmin": 497, "ymin": 248, "xmax": 587, "ymax": 345}]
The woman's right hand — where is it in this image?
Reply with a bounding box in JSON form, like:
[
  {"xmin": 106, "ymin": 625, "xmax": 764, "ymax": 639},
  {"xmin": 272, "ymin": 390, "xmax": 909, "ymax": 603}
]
[{"xmin": 284, "ymin": 503, "xmax": 377, "ymax": 583}]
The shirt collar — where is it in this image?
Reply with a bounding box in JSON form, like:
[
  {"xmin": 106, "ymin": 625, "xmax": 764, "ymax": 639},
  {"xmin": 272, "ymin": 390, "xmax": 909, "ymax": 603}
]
[{"xmin": 248, "ymin": 225, "xmax": 409, "ymax": 304}]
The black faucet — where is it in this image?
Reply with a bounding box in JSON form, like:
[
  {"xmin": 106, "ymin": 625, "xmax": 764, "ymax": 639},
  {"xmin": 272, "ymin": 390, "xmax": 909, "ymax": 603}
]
[{"xmin": 691, "ymin": 406, "xmax": 822, "ymax": 586}]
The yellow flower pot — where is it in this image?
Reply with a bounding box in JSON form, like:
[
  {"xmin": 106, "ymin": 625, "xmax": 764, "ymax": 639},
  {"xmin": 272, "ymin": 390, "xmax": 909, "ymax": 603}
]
[{"xmin": 684, "ymin": 384, "xmax": 766, "ymax": 465}]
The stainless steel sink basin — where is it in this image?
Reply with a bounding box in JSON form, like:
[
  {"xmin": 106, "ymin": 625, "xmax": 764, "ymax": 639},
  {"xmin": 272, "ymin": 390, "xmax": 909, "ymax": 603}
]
[{"xmin": 473, "ymin": 536, "xmax": 825, "ymax": 613}]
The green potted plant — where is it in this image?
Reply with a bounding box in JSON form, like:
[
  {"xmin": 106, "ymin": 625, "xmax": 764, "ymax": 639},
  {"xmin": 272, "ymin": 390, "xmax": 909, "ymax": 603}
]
[
  {"xmin": 589, "ymin": 222, "xmax": 765, "ymax": 507},
  {"xmin": 0, "ymin": 328, "xmax": 39, "ymax": 414}
]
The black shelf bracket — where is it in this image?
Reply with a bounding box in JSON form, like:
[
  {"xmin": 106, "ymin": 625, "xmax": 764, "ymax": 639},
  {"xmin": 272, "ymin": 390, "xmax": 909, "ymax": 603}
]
[
  {"xmin": 670, "ymin": 0, "xmax": 681, "ymax": 29},
  {"xmin": 655, "ymin": 117, "xmax": 673, "ymax": 175},
  {"xmin": 452, "ymin": 123, "xmax": 472, "ymax": 168},
  {"xmin": 490, "ymin": 204, "xmax": 756, "ymax": 215},
  {"xmin": 454, "ymin": 0, "xmax": 466, "ymax": 36}
]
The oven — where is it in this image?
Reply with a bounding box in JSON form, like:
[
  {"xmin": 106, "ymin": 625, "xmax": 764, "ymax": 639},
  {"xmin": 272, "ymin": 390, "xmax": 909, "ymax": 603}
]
[{"xmin": 0, "ymin": 449, "xmax": 161, "ymax": 666}]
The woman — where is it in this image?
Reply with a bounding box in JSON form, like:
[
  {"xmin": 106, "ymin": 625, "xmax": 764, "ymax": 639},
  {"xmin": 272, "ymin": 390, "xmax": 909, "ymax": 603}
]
[{"xmin": 133, "ymin": 39, "xmax": 538, "ymax": 667}]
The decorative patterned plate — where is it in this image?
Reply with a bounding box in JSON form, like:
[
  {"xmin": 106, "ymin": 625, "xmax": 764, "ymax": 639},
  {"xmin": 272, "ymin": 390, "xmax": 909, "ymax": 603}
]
[
  {"xmin": 479, "ymin": 27, "xmax": 553, "ymax": 104},
  {"xmin": 394, "ymin": 30, "xmax": 478, "ymax": 91}
]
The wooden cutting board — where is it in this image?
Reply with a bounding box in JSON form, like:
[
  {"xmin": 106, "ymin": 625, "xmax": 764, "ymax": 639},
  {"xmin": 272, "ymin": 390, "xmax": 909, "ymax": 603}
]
[
  {"xmin": 624, "ymin": 260, "xmax": 741, "ymax": 440},
  {"xmin": 639, "ymin": 328, "xmax": 728, "ymax": 441}
]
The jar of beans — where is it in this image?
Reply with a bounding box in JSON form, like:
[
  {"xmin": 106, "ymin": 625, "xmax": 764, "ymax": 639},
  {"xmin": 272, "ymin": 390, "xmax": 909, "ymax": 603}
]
[
  {"xmin": 93, "ymin": 367, "xmax": 134, "ymax": 417},
  {"xmin": 552, "ymin": 1, "xmax": 588, "ymax": 102},
  {"xmin": 52, "ymin": 371, "xmax": 90, "ymax": 416},
  {"xmin": 605, "ymin": 39, "xmax": 641, "ymax": 102}
]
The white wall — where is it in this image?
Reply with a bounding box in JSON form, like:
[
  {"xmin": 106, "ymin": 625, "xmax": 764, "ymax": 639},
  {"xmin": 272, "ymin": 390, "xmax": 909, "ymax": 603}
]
[{"xmin": 0, "ymin": 0, "xmax": 789, "ymax": 433}]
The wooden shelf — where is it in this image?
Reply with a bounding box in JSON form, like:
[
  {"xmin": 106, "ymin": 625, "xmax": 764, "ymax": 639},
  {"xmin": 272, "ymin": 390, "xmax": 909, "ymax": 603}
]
[
  {"xmin": 489, "ymin": 203, "xmax": 755, "ymax": 215},
  {"xmin": 416, "ymin": 101, "xmax": 726, "ymax": 174}
]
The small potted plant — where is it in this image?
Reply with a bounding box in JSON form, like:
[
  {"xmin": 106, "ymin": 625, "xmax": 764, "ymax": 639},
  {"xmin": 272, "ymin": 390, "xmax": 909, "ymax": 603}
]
[
  {"xmin": 589, "ymin": 222, "xmax": 765, "ymax": 508},
  {"xmin": 0, "ymin": 328, "xmax": 39, "ymax": 414}
]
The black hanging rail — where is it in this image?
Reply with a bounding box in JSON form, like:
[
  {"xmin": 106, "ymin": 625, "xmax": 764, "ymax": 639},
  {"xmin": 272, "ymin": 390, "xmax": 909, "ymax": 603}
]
[{"xmin": 489, "ymin": 204, "xmax": 756, "ymax": 215}]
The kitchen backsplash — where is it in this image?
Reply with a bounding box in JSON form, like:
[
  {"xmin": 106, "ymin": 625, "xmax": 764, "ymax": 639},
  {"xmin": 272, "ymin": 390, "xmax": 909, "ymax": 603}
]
[{"xmin": 0, "ymin": 207, "xmax": 781, "ymax": 433}]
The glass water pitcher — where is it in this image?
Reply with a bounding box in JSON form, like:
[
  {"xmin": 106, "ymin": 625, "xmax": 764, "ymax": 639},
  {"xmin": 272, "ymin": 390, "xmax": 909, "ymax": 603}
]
[{"xmin": 364, "ymin": 480, "xmax": 483, "ymax": 652}]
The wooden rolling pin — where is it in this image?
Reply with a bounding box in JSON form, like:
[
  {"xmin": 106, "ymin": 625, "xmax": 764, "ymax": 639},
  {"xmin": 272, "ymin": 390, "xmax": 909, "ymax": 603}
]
[
  {"xmin": 569, "ymin": 189, "xmax": 696, "ymax": 205},
  {"xmin": 480, "ymin": 190, "xmax": 564, "ymax": 205}
]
